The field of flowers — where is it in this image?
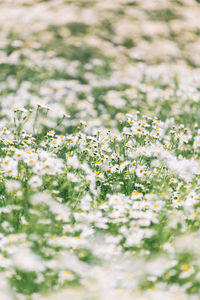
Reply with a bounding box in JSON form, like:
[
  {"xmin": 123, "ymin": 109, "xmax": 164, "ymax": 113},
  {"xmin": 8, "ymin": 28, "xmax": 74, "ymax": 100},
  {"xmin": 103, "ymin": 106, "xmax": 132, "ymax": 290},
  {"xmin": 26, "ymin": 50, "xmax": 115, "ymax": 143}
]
[{"xmin": 1, "ymin": 0, "xmax": 200, "ymax": 299}]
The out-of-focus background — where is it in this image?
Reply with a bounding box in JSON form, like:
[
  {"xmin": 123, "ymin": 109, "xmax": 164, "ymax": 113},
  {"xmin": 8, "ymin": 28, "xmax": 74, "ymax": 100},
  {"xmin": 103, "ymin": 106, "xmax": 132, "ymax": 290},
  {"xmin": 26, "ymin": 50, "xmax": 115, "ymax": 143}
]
[{"xmin": 1, "ymin": 0, "xmax": 200, "ymax": 66}]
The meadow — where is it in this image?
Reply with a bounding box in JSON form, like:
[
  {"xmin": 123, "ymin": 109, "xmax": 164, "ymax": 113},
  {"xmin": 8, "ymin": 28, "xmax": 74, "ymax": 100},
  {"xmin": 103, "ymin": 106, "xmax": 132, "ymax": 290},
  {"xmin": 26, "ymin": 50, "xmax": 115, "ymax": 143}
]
[{"xmin": 1, "ymin": 0, "xmax": 200, "ymax": 299}]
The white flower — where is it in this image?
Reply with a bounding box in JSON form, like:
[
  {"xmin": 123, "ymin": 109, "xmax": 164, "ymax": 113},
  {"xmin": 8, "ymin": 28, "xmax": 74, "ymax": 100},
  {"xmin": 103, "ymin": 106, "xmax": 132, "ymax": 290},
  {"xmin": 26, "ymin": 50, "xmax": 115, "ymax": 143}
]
[
  {"xmin": 2, "ymin": 158, "xmax": 18, "ymax": 177},
  {"xmin": 106, "ymin": 90, "xmax": 126, "ymax": 109},
  {"xmin": 66, "ymin": 154, "xmax": 80, "ymax": 169},
  {"xmin": 1, "ymin": 221, "xmax": 13, "ymax": 232},
  {"xmin": 136, "ymin": 165, "xmax": 147, "ymax": 177},
  {"xmin": 13, "ymin": 149, "xmax": 24, "ymax": 160},
  {"xmin": 67, "ymin": 172, "xmax": 79, "ymax": 182},
  {"xmin": 5, "ymin": 180, "xmax": 21, "ymax": 193},
  {"xmin": 12, "ymin": 246, "xmax": 45, "ymax": 272},
  {"xmin": 29, "ymin": 176, "xmax": 42, "ymax": 187},
  {"xmin": 59, "ymin": 270, "xmax": 75, "ymax": 282}
]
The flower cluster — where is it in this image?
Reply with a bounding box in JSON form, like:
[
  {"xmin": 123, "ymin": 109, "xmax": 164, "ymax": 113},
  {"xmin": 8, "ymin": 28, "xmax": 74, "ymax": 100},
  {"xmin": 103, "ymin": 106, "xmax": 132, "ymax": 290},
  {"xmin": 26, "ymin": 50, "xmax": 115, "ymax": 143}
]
[{"xmin": 0, "ymin": 112, "xmax": 200, "ymax": 299}]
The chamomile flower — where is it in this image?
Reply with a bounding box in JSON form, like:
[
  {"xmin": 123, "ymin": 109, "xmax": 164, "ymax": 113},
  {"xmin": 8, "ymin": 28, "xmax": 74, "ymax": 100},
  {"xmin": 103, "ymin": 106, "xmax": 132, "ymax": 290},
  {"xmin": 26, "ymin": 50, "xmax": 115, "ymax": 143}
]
[{"xmin": 29, "ymin": 176, "xmax": 42, "ymax": 188}]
